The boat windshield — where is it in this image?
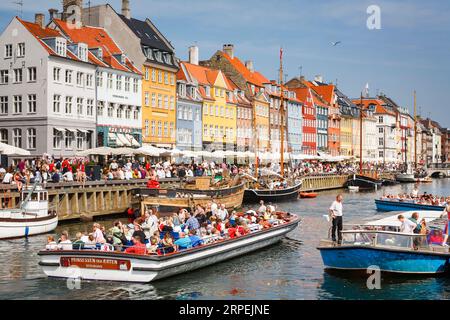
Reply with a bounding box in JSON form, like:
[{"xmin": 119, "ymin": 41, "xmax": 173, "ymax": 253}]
[{"xmin": 341, "ymin": 231, "xmax": 429, "ymax": 250}]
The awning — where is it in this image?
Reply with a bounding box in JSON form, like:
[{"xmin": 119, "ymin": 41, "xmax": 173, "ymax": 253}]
[
  {"xmin": 117, "ymin": 133, "xmax": 132, "ymax": 147},
  {"xmin": 66, "ymin": 128, "xmax": 77, "ymax": 133},
  {"xmin": 54, "ymin": 127, "xmax": 65, "ymax": 132},
  {"xmin": 126, "ymin": 134, "xmax": 141, "ymax": 148},
  {"xmin": 77, "ymin": 129, "xmax": 89, "ymax": 134}
]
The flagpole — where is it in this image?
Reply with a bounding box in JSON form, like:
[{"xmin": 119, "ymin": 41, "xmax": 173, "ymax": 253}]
[{"xmin": 279, "ymin": 47, "xmax": 285, "ymax": 178}]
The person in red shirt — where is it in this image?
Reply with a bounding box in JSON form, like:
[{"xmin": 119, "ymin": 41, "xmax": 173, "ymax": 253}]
[
  {"xmin": 61, "ymin": 158, "xmax": 70, "ymax": 174},
  {"xmin": 125, "ymin": 235, "xmax": 147, "ymax": 255},
  {"xmin": 226, "ymin": 222, "xmax": 237, "ymax": 239}
]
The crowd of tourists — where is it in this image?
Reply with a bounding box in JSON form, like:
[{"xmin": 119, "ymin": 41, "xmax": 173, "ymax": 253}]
[
  {"xmin": 45, "ymin": 200, "xmax": 287, "ymax": 255},
  {"xmin": 381, "ymin": 185, "xmax": 450, "ymax": 207}
]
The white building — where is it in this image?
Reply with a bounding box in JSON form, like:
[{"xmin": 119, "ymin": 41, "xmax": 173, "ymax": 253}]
[
  {"xmin": 0, "ymin": 16, "xmax": 96, "ymax": 157},
  {"xmin": 49, "ymin": 18, "xmax": 143, "ymax": 148}
]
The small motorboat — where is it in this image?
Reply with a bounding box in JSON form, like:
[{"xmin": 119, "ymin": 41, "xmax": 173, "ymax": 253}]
[
  {"xmin": 417, "ymin": 177, "xmax": 433, "ymax": 184},
  {"xmin": 299, "ymin": 192, "xmax": 318, "ymax": 199},
  {"xmin": 318, "ymin": 211, "xmax": 450, "ymax": 275},
  {"xmin": 0, "ymin": 183, "xmax": 58, "ymax": 240},
  {"xmin": 375, "ymin": 199, "xmax": 445, "ymax": 212},
  {"xmin": 39, "ymin": 212, "xmax": 300, "ymax": 283}
]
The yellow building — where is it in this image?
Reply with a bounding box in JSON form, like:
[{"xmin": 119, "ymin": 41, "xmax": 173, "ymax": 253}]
[
  {"xmin": 182, "ymin": 62, "xmax": 237, "ymax": 150},
  {"xmin": 340, "ymin": 116, "xmax": 353, "ymax": 156},
  {"xmin": 142, "ymin": 66, "xmax": 177, "ymax": 147},
  {"xmin": 254, "ymin": 93, "xmax": 271, "ymax": 152}
]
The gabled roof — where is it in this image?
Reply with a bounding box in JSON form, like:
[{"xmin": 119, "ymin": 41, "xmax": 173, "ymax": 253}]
[
  {"xmin": 183, "ymin": 62, "xmax": 224, "ymax": 88},
  {"xmin": 221, "ymin": 52, "xmax": 269, "ymax": 87},
  {"xmin": 51, "ymin": 19, "xmax": 141, "ymax": 75},
  {"xmin": 119, "ymin": 15, "xmax": 173, "ymax": 53},
  {"xmin": 355, "ymin": 98, "xmax": 396, "ymax": 116}
]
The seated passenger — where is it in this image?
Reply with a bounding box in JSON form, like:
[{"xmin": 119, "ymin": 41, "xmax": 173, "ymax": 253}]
[
  {"xmin": 46, "ymin": 236, "xmax": 58, "ymax": 250},
  {"xmin": 58, "ymin": 234, "xmax": 73, "ymax": 251},
  {"xmin": 72, "ymin": 232, "xmax": 85, "ymax": 250},
  {"xmin": 226, "ymin": 222, "xmax": 237, "ymax": 239},
  {"xmin": 429, "ymin": 230, "xmax": 444, "ymax": 245},
  {"xmin": 174, "ymin": 233, "xmax": 192, "ymax": 251},
  {"xmin": 84, "ymin": 234, "xmax": 97, "ymax": 249},
  {"xmin": 189, "ymin": 229, "xmax": 204, "ymax": 247},
  {"xmin": 125, "ymin": 235, "xmax": 147, "ymax": 255},
  {"xmin": 146, "ymin": 236, "xmax": 159, "ymax": 254},
  {"xmin": 160, "ymin": 233, "xmax": 175, "ymax": 254}
]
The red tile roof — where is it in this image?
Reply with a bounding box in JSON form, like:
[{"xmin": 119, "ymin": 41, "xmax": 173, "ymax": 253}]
[
  {"xmin": 221, "ymin": 52, "xmax": 269, "ymax": 87},
  {"xmin": 354, "ymin": 98, "xmax": 396, "ymax": 116}
]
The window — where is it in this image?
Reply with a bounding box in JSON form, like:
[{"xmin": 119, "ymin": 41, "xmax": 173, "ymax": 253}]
[
  {"xmin": 65, "ymin": 70, "xmax": 73, "ymax": 84},
  {"xmin": 116, "ymin": 75, "xmax": 122, "ymax": 90},
  {"xmin": 164, "ymin": 72, "xmax": 168, "ymax": 85},
  {"xmin": 53, "ymin": 68, "xmax": 61, "ymax": 82},
  {"xmin": 204, "ymin": 104, "xmax": 208, "ymax": 115},
  {"xmin": 52, "ymin": 95, "xmax": 61, "ymax": 113},
  {"xmin": 65, "ymin": 96, "xmax": 73, "ymax": 114},
  {"xmin": 13, "ymin": 95, "xmax": 22, "ymax": 113},
  {"xmin": 0, "ymin": 96, "xmax": 8, "ymax": 115},
  {"xmin": 17, "ymin": 43, "xmax": 25, "ymax": 57},
  {"xmin": 125, "ymin": 77, "xmax": 130, "ymax": 92},
  {"xmin": 144, "ymin": 92, "xmax": 149, "ymax": 106},
  {"xmin": 65, "ymin": 131, "xmax": 74, "ymax": 149},
  {"xmin": 86, "ymin": 74, "xmax": 93, "ymax": 87},
  {"xmin": 27, "ymin": 67, "xmax": 36, "ymax": 82},
  {"xmin": 152, "ymin": 69, "xmax": 156, "ymax": 82},
  {"xmin": 164, "ymin": 122, "xmax": 168, "ymax": 137},
  {"xmin": 107, "ymin": 73, "xmax": 113, "ymax": 89},
  {"xmin": 0, "ymin": 70, "xmax": 8, "ymax": 84},
  {"xmin": 87, "ymin": 99, "xmax": 94, "ymax": 116},
  {"xmin": 151, "ymin": 120, "xmax": 156, "ymax": 136},
  {"xmin": 13, "ymin": 128, "xmax": 22, "ymax": 147},
  {"xmin": 158, "ymin": 121, "xmax": 162, "ymax": 137},
  {"xmin": 27, "ymin": 128, "xmax": 36, "ymax": 149},
  {"xmin": 117, "ymin": 106, "xmax": 123, "ymax": 118},
  {"xmin": 170, "ymin": 74, "xmax": 175, "ymax": 86},
  {"xmin": 5, "ymin": 44, "xmax": 12, "ymax": 58},
  {"xmin": 170, "ymin": 96, "xmax": 175, "ymax": 110},
  {"xmin": 53, "ymin": 129, "xmax": 62, "ymax": 149},
  {"xmin": 14, "ymin": 69, "xmax": 22, "ymax": 83},
  {"xmin": 134, "ymin": 107, "xmax": 139, "ymax": 120},
  {"xmin": 77, "ymin": 98, "xmax": 83, "ymax": 115},
  {"xmin": 158, "ymin": 94, "xmax": 162, "ymax": 108},
  {"xmin": 158, "ymin": 71, "xmax": 162, "ymax": 83},
  {"xmin": 144, "ymin": 68, "xmax": 149, "ymax": 81},
  {"xmin": 164, "ymin": 95, "xmax": 169, "ymax": 109},
  {"xmin": 145, "ymin": 120, "xmax": 149, "ymax": 137},
  {"xmin": 125, "ymin": 107, "xmax": 131, "ymax": 119},
  {"xmin": 55, "ymin": 39, "xmax": 66, "ymax": 56},
  {"xmin": 379, "ymin": 137, "xmax": 384, "ymax": 146},
  {"xmin": 76, "ymin": 132, "xmax": 84, "ymax": 150},
  {"xmin": 151, "ymin": 93, "xmax": 156, "ymax": 107},
  {"xmin": 76, "ymin": 72, "xmax": 83, "ymax": 86},
  {"xmin": 378, "ymin": 116, "xmax": 383, "ymax": 124},
  {"xmin": 96, "ymin": 72, "xmax": 103, "ymax": 87},
  {"xmin": 97, "ymin": 101, "xmax": 104, "ymax": 116},
  {"xmin": 0, "ymin": 129, "xmax": 7, "ymax": 144},
  {"xmin": 133, "ymin": 79, "xmax": 138, "ymax": 93},
  {"xmin": 170, "ymin": 122, "xmax": 174, "ymax": 138},
  {"xmin": 27, "ymin": 94, "xmax": 36, "ymax": 113},
  {"xmin": 108, "ymin": 104, "xmax": 114, "ymax": 117},
  {"xmin": 379, "ymin": 127, "xmax": 384, "ymax": 134}
]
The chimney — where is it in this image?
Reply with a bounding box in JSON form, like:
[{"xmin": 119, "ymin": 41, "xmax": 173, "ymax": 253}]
[
  {"xmin": 245, "ymin": 60, "xmax": 254, "ymax": 73},
  {"xmin": 35, "ymin": 13, "xmax": 45, "ymax": 29},
  {"xmin": 122, "ymin": 0, "xmax": 131, "ymax": 19},
  {"xmin": 62, "ymin": 0, "xmax": 83, "ymax": 28},
  {"xmin": 48, "ymin": 8, "xmax": 58, "ymax": 21},
  {"xmin": 223, "ymin": 44, "xmax": 234, "ymax": 59},
  {"xmin": 314, "ymin": 75, "xmax": 323, "ymax": 83},
  {"xmin": 188, "ymin": 45, "xmax": 199, "ymax": 65}
]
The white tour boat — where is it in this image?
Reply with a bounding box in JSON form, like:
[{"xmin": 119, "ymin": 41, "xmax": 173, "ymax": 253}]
[
  {"xmin": 0, "ymin": 183, "xmax": 58, "ymax": 240},
  {"xmin": 38, "ymin": 213, "xmax": 300, "ymax": 283}
]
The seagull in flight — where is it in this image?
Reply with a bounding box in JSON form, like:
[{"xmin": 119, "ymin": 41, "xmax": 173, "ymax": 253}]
[{"xmin": 331, "ymin": 41, "xmax": 342, "ymax": 47}]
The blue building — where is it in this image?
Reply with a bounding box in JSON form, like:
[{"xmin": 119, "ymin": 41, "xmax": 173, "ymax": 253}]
[
  {"xmin": 316, "ymin": 99, "xmax": 329, "ymax": 152},
  {"xmin": 176, "ymin": 62, "xmax": 203, "ymax": 151},
  {"xmin": 287, "ymin": 92, "xmax": 303, "ymax": 155}
]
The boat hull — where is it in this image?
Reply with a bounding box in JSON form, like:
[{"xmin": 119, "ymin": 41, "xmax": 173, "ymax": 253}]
[
  {"xmin": 345, "ymin": 175, "xmax": 382, "ymax": 191},
  {"xmin": 243, "ymin": 182, "xmax": 303, "ymax": 204},
  {"xmin": 39, "ymin": 217, "xmax": 300, "ymax": 283},
  {"xmin": 0, "ymin": 214, "xmax": 58, "ymax": 240},
  {"xmin": 375, "ymin": 199, "xmax": 445, "ymax": 212},
  {"xmin": 319, "ymin": 246, "xmax": 449, "ymax": 274},
  {"xmin": 396, "ymin": 174, "xmax": 416, "ymax": 183}
]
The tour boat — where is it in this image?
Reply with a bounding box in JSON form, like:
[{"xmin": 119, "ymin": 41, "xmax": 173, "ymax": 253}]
[
  {"xmin": 0, "ymin": 184, "xmax": 58, "ymax": 240},
  {"xmin": 299, "ymin": 192, "xmax": 318, "ymax": 199},
  {"xmin": 345, "ymin": 175, "xmax": 383, "ymax": 191},
  {"xmin": 318, "ymin": 211, "xmax": 450, "ymax": 274},
  {"xmin": 38, "ymin": 213, "xmax": 300, "ymax": 283},
  {"xmin": 134, "ymin": 177, "xmax": 245, "ymax": 212},
  {"xmin": 375, "ymin": 199, "xmax": 445, "ymax": 212},
  {"xmin": 396, "ymin": 172, "xmax": 417, "ymax": 183}
]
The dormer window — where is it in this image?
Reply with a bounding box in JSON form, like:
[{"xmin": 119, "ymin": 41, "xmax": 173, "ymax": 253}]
[
  {"xmin": 205, "ymin": 86, "xmax": 211, "ymax": 97},
  {"xmin": 163, "ymin": 53, "xmax": 172, "ymax": 65},
  {"xmin": 179, "ymin": 83, "xmax": 186, "ymax": 97},
  {"xmin": 154, "ymin": 51, "xmax": 162, "ymax": 62},
  {"xmin": 77, "ymin": 43, "xmax": 88, "ymax": 62},
  {"xmin": 55, "ymin": 38, "xmax": 67, "ymax": 57}
]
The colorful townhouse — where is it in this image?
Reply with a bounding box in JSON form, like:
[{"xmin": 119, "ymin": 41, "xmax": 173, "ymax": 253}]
[
  {"xmin": 352, "ymin": 98, "xmax": 379, "ymax": 161},
  {"xmin": 180, "ymin": 58, "xmax": 236, "ymax": 151},
  {"xmin": 81, "ymin": 1, "xmax": 179, "ymax": 148},
  {"xmin": 176, "ymin": 52, "xmax": 203, "ymax": 151},
  {"xmin": 290, "ymin": 87, "xmax": 317, "ymax": 156},
  {"xmin": 0, "ymin": 15, "xmax": 97, "ymax": 157},
  {"xmin": 49, "ymin": 18, "xmax": 143, "ymax": 149},
  {"xmin": 286, "ymin": 93, "xmax": 303, "ymax": 155},
  {"xmin": 202, "ymin": 44, "xmax": 270, "ymax": 153}
]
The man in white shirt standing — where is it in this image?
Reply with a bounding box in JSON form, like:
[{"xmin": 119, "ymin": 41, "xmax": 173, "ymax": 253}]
[
  {"xmin": 329, "ymin": 194, "xmax": 344, "ymax": 244},
  {"xmin": 398, "ymin": 215, "xmax": 417, "ymax": 234}
]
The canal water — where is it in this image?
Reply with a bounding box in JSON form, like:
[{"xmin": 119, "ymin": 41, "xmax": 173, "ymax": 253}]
[{"xmin": 1, "ymin": 179, "xmax": 450, "ymax": 300}]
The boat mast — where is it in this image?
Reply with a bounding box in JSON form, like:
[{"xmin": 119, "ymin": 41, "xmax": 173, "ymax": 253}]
[
  {"xmin": 279, "ymin": 47, "xmax": 285, "ymax": 178},
  {"xmin": 359, "ymin": 93, "xmax": 363, "ymax": 175},
  {"xmin": 414, "ymin": 90, "xmax": 417, "ymax": 170}
]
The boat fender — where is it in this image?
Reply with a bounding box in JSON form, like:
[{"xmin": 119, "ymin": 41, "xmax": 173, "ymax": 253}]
[{"xmin": 25, "ymin": 226, "xmax": 29, "ymax": 238}]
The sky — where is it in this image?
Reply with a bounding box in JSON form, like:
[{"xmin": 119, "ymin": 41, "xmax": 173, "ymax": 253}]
[{"xmin": 1, "ymin": 0, "xmax": 449, "ymax": 127}]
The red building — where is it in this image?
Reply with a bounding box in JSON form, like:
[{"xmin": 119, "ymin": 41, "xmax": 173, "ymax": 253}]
[{"xmin": 292, "ymin": 87, "xmax": 317, "ymax": 155}]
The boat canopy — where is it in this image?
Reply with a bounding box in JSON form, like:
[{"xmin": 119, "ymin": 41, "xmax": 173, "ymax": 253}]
[{"xmin": 364, "ymin": 211, "xmax": 444, "ymax": 228}]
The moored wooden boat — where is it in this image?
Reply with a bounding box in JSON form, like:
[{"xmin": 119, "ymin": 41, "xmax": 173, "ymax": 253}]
[
  {"xmin": 38, "ymin": 213, "xmax": 300, "ymax": 283},
  {"xmin": 243, "ymin": 181, "xmax": 303, "ymax": 204},
  {"xmin": 0, "ymin": 184, "xmax": 58, "ymax": 240},
  {"xmin": 345, "ymin": 175, "xmax": 382, "ymax": 191}
]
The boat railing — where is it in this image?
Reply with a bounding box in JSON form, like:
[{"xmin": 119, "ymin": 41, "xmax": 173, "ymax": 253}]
[{"xmin": 339, "ymin": 230, "xmax": 430, "ymax": 251}]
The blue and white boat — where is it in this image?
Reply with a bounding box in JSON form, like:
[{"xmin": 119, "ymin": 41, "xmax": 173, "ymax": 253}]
[
  {"xmin": 375, "ymin": 199, "xmax": 445, "ymax": 212},
  {"xmin": 318, "ymin": 211, "xmax": 450, "ymax": 275}
]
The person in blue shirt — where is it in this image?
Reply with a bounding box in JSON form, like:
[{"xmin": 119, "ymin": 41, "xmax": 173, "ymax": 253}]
[
  {"xmin": 189, "ymin": 229, "xmax": 204, "ymax": 247},
  {"xmin": 186, "ymin": 213, "xmax": 200, "ymax": 231},
  {"xmin": 174, "ymin": 234, "xmax": 192, "ymax": 251}
]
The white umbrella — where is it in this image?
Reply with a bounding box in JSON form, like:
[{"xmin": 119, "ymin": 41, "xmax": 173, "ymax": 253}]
[
  {"xmin": 110, "ymin": 147, "xmax": 137, "ymax": 156},
  {"xmin": 168, "ymin": 148, "xmax": 185, "ymax": 157},
  {"xmin": 212, "ymin": 150, "xmax": 226, "ymax": 158},
  {"xmin": 75, "ymin": 147, "xmax": 114, "ymax": 157},
  {"xmin": 136, "ymin": 145, "xmax": 165, "ymax": 157},
  {"xmin": 194, "ymin": 150, "xmax": 213, "ymax": 158},
  {"xmin": 0, "ymin": 142, "xmax": 31, "ymax": 156}
]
